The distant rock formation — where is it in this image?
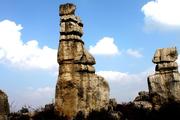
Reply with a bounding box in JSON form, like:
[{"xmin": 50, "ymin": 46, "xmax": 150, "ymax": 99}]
[
  {"xmin": 55, "ymin": 3, "xmax": 109, "ymax": 119},
  {"xmin": 0, "ymin": 90, "xmax": 9, "ymax": 120},
  {"xmin": 133, "ymin": 91, "xmax": 152, "ymax": 110},
  {"xmin": 148, "ymin": 47, "xmax": 180, "ymax": 108}
]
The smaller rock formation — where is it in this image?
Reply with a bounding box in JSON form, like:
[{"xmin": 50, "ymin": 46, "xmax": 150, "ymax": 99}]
[
  {"xmin": 134, "ymin": 91, "xmax": 150, "ymax": 102},
  {"xmin": 148, "ymin": 47, "xmax": 180, "ymax": 108},
  {"xmin": 133, "ymin": 91, "xmax": 152, "ymax": 110},
  {"xmin": 0, "ymin": 90, "xmax": 9, "ymax": 120}
]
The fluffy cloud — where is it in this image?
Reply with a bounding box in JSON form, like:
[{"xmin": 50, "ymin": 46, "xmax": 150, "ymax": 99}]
[
  {"xmin": 97, "ymin": 70, "xmax": 150, "ymax": 84},
  {"xmin": 0, "ymin": 20, "xmax": 58, "ymax": 70},
  {"xmin": 126, "ymin": 49, "xmax": 143, "ymax": 58},
  {"xmin": 89, "ymin": 37, "xmax": 120, "ymax": 55},
  {"xmin": 142, "ymin": 0, "xmax": 180, "ymax": 27},
  {"xmin": 25, "ymin": 86, "xmax": 54, "ymax": 103},
  {"xmin": 96, "ymin": 69, "xmax": 153, "ymax": 102}
]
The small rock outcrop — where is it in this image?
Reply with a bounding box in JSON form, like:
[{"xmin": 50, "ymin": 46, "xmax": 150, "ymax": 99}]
[
  {"xmin": 108, "ymin": 99, "xmax": 122, "ymax": 120},
  {"xmin": 0, "ymin": 90, "xmax": 9, "ymax": 120},
  {"xmin": 148, "ymin": 47, "xmax": 180, "ymax": 108},
  {"xmin": 133, "ymin": 91, "xmax": 152, "ymax": 110},
  {"xmin": 55, "ymin": 3, "xmax": 109, "ymax": 119}
]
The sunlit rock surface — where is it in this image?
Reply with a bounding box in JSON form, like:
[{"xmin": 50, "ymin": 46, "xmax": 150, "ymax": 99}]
[
  {"xmin": 148, "ymin": 47, "xmax": 180, "ymax": 108},
  {"xmin": 55, "ymin": 3, "xmax": 109, "ymax": 119}
]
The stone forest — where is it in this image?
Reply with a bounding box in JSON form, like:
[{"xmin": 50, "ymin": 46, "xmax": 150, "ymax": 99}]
[{"xmin": 1, "ymin": 3, "xmax": 180, "ymax": 120}]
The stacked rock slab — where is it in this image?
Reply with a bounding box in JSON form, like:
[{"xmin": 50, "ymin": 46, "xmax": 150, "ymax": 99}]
[
  {"xmin": 0, "ymin": 90, "xmax": 9, "ymax": 120},
  {"xmin": 55, "ymin": 3, "xmax": 109, "ymax": 119},
  {"xmin": 148, "ymin": 47, "xmax": 180, "ymax": 108}
]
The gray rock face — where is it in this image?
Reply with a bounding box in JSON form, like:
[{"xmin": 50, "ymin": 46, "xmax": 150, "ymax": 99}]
[
  {"xmin": 148, "ymin": 47, "xmax": 180, "ymax": 108},
  {"xmin": 55, "ymin": 3, "xmax": 109, "ymax": 119},
  {"xmin": 0, "ymin": 90, "xmax": 9, "ymax": 120}
]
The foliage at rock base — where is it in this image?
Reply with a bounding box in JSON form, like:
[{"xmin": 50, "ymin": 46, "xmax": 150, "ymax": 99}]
[{"xmin": 7, "ymin": 102, "xmax": 180, "ymax": 120}]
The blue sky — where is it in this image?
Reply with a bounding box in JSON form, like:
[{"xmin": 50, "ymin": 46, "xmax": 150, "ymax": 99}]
[{"xmin": 1, "ymin": 0, "xmax": 180, "ymax": 111}]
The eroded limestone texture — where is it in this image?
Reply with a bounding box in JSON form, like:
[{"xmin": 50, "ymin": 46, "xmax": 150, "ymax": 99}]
[
  {"xmin": 148, "ymin": 47, "xmax": 180, "ymax": 108},
  {"xmin": 0, "ymin": 90, "xmax": 9, "ymax": 120},
  {"xmin": 55, "ymin": 3, "xmax": 109, "ymax": 119},
  {"xmin": 133, "ymin": 91, "xmax": 152, "ymax": 110}
]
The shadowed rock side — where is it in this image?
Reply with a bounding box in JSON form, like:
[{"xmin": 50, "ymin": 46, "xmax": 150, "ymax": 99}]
[
  {"xmin": 148, "ymin": 47, "xmax": 180, "ymax": 109},
  {"xmin": 0, "ymin": 90, "xmax": 9, "ymax": 120},
  {"xmin": 55, "ymin": 3, "xmax": 109, "ymax": 119}
]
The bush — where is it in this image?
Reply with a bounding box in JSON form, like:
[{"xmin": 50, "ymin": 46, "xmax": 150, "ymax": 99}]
[
  {"xmin": 9, "ymin": 102, "xmax": 180, "ymax": 120},
  {"xmin": 150, "ymin": 102, "xmax": 180, "ymax": 120}
]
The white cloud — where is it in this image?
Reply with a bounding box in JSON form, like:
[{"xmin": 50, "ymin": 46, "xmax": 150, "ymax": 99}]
[
  {"xmin": 142, "ymin": 0, "xmax": 180, "ymax": 27},
  {"xmin": 126, "ymin": 49, "xmax": 143, "ymax": 58},
  {"xmin": 97, "ymin": 70, "xmax": 148, "ymax": 84},
  {"xmin": 27, "ymin": 87, "xmax": 54, "ymax": 102},
  {"xmin": 96, "ymin": 69, "xmax": 153, "ymax": 102},
  {"xmin": 0, "ymin": 20, "xmax": 58, "ymax": 70},
  {"xmin": 89, "ymin": 37, "xmax": 120, "ymax": 55}
]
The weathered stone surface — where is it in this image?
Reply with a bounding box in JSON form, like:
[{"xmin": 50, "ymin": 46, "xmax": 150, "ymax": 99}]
[
  {"xmin": 0, "ymin": 90, "xmax": 9, "ymax": 120},
  {"xmin": 148, "ymin": 47, "xmax": 180, "ymax": 107},
  {"xmin": 133, "ymin": 101, "xmax": 153, "ymax": 110},
  {"xmin": 55, "ymin": 3, "xmax": 109, "ymax": 119},
  {"xmin": 61, "ymin": 15, "xmax": 83, "ymax": 27},
  {"xmin": 133, "ymin": 91, "xmax": 152, "ymax": 110},
  {"xmin": 108, "ymin": 99, "xmax": 123, "ymax": 120},
  {"xmin": 134, "ymin": 91, "xmax": 150, "ymax": 102},
  {"xmin": 60, "ymin": 21, "xmax": 83, "ymax": 36},
  {"xmin": 152, "ymin": 48, "xmax": 178, "ymax": 63},
  {"xmin": 155, "ymin": 62, "xmax": 178, "ymax": 72},
  {"xmin": 109, "ymin": 99, "xmax": 117, "ymax": 110},
  {"xmin": 148, "ymin": 73, "xmax": 180, "ymax": 104},
  {"xmin": 60, "ymin": 35, "xmax": 82, "ymax": 41},
  {"xmin": 59, "ymin": 3, "xmax": 76, "ymax": 16}
]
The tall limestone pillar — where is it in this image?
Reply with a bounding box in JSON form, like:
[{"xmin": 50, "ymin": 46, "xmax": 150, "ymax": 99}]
[{"xmin": 55, "ymin": 3, "xmax": 109, "ymax": 119}]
